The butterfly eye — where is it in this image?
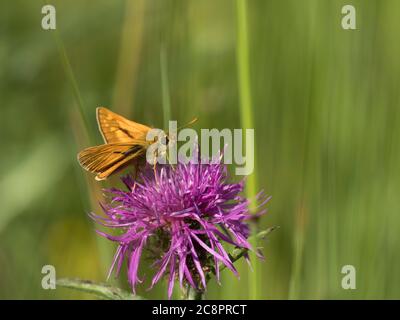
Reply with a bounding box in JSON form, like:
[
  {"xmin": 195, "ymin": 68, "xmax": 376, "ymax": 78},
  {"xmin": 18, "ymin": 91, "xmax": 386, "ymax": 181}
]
[{"xmin": 156, "ymin": 135, "xmax": 169, "ymax": 145}]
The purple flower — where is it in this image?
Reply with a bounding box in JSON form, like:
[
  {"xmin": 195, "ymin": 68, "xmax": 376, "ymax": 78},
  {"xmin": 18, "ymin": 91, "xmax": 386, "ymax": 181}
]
[{"xmin": 91, "ymin": 157, "xmax": 270, "ymax": 299}]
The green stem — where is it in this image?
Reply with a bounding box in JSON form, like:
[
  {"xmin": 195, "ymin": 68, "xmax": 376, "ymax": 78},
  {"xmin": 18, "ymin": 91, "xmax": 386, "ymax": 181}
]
[
  {"xmin": 160, "ymin": 45, "xmax": 172, "ymax": 130},
  {"xmin": 235, "ymin": 0, "xmax": 259, "ymax": 299},
  {"xmin": 53, "ymin": 31, "xmax": 93, "ymax": 143}
]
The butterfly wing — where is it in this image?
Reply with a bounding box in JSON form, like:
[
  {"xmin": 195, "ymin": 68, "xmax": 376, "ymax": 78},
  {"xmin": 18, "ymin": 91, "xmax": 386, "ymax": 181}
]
[
  {"xmin": 96, "ymin": 107, "xmax": 151, "ymax": 144},
  {"xmin": 77, "ymin": 142, "xmax": 147, "ymax": 180}
]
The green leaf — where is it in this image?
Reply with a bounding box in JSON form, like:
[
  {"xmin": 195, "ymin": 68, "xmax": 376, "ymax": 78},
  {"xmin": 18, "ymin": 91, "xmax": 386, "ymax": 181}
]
[
  {"xmin": 220, "ymin": 227, "xmax": 278, "ymax": 273},
  {"xmin": 56, "ymin": 278, "xmax": 144, "ymax": 300}
]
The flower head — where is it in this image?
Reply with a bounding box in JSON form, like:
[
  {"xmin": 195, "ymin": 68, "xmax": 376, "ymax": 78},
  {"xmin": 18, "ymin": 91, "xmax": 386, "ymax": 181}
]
[{"xmin": 91, "ymin": 157, "xmax": 270, "ymax": 298}]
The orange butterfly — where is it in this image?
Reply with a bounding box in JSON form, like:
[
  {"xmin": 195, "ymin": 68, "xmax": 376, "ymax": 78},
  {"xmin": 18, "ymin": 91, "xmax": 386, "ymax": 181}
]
[{"xmin": 77, "ymin": 107, "xmax": 154, "ymax": 181}]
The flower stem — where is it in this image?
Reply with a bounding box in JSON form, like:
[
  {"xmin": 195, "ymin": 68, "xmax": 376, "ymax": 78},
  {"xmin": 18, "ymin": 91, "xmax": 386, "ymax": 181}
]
[{"xmin": 185, "ymin": 286, "xmax": 204, "ymax": 300}]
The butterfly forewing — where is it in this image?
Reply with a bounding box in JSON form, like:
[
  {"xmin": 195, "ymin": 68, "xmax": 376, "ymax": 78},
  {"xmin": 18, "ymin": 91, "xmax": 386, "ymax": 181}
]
[{"xmin": 96, "ymin": 107, "xmax": 151, "ymax": 144}]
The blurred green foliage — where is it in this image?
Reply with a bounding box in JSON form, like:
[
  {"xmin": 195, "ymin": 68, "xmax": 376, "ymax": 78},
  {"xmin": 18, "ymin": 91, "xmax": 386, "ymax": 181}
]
[{"xmin": 1, "ymin": 0, "xmax": 399, "ymax": 299}]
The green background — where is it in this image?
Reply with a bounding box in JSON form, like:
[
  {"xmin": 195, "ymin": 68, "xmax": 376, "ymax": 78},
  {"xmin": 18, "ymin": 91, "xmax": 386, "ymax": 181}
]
[{"xmin": 1, "ymin": 0, "xmax": 399, "ymax": 299}]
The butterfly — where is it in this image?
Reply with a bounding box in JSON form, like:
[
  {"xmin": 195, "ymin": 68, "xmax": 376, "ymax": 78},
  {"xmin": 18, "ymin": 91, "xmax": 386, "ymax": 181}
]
[{"xmin": 77, "ymin": 107, "xmax": 156, "ymax": 181}]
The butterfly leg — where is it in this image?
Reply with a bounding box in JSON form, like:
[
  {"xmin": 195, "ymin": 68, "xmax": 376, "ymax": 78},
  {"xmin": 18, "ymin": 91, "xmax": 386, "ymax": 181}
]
[
  {"xmin": 165, "ymin": 148, "xmax": 176, "ymax": 171},
  {"xmin": 153, "ymin": 157, "xmax": 159, "ymax": 184},
  {"xmin": 132, "ymin": 165, "xmax": 138, "ymax": 192},
  {"xmin": 132, "ymin": 163, "xmax": 140, "ymax": 192}
]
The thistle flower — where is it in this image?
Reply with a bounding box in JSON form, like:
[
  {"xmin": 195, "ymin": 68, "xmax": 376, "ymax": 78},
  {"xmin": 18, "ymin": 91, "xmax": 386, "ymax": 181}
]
[{"xmin": 91, "ymin": 157, "xmax": 270, "ymax": 299}]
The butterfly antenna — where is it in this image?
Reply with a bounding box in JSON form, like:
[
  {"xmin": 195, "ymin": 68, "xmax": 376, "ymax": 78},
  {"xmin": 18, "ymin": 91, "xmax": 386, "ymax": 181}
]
[
  {"xmin": 165, "ymin": 117, "xmax": 198, "ymax": 137},
  {"xmin": 178, "ymin": 117, "xmax": 198, "ymax": 131}
]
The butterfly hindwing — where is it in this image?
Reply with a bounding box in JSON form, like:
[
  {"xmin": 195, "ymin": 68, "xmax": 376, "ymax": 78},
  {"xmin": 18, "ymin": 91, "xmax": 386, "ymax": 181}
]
[{"xmin": 77, "ymin": 143, "xmax": 146, "ymax": 180}]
